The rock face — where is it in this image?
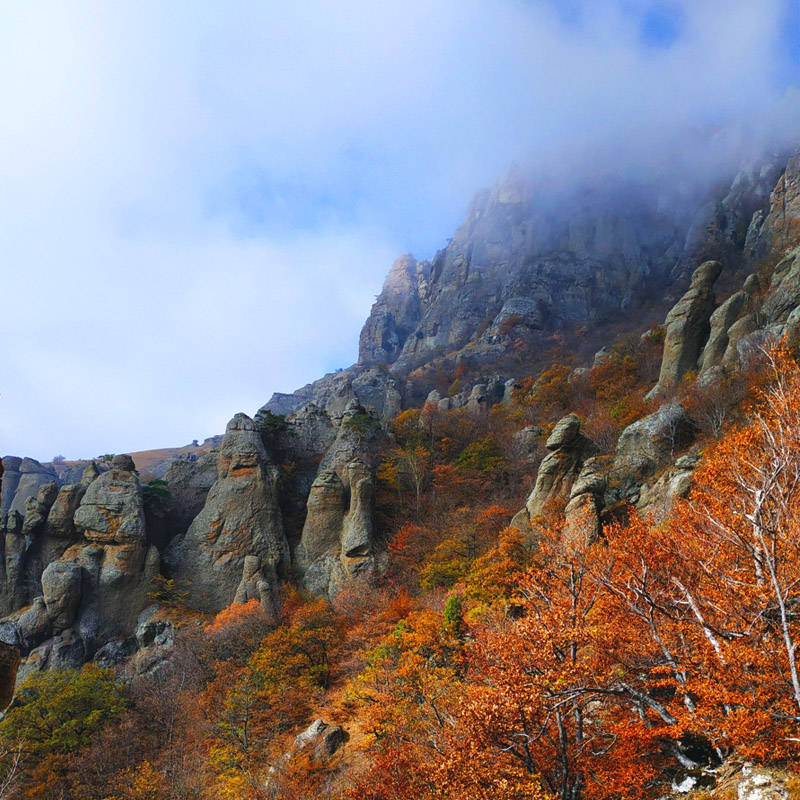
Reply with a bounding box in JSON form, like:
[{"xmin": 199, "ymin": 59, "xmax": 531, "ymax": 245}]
[
  {"xmin": 60, "ymin": 454, "xmax": 159, "ymax": 636},
  {"xmin": 263, "ymin": 164, "xmax": 724, "ymax": 419},
  {"xmin": 295, "ymin": 403, "xmax": 386, "ymax": 597},
  {"xmin": 698, "ymin": 290, "xmax": 749, "ymax": 373},
  {"xmin": 173, "ymin": 414, "xmax": 290, "ymax": 614},
  {"xmin": 0, "ymin": 454, "xmax": 159, "ymax": 681},
  {"xmin": 359, "ymin": 254, "xmax": 426, "ymax": 365},
  {"xmin": 366, "ymin": 170, "xmax": 694, "ymax": 375},
  {"xmin": 0, "ymin": 457, "xmax": 22, "ymax": 521},
  {"xmin": 3, "ymin": 458, "xmax": 60, "ymax": 519},
  {"xmin": 650, "ymin": 261, "xmax": 722, "ymax": 396},
  {"xmin": 163, "ymin": 452, "xmax": 218, "ymax": 534},
  {"xmin": 746, "ymin": 149, "xmax": 800, "ymax": 260},
  {"xmin": 262, "ymin": 149, "xmax": 798, "ymax": 424}
]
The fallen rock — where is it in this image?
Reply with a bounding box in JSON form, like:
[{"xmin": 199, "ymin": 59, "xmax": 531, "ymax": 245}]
[{"xmin": 293, "ymin": 718, "xmax": 349, "ymax": 762}]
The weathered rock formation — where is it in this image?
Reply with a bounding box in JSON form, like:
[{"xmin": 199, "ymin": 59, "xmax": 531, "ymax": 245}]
[
  {"xmin": 637, "ymin": 453, "xmax": 699, "ymax": 518},
  {"xmin": 172, "ymin": 414, "xmax": 289, "ymax": 614},
  {"xmin": 563, "ymin": 458, "xmax": 607, "ymax": 548},
  {"xmin": 746, "ymin": 149, "xmax": 800, "ymax": 261},
  {"xmin": 295, "ymin": 402, "xmax": 387, "ymax": 598},
  {"xmin": 0, "ymin": 457, "xmax": 22, "ymax": 520},
  {"xmin": 614, "ymin": 403, "xmax": 694, "ymax": 485},
  {"xmin": 510, "ymin": 415, "xmax": 599, "ymax": 540},
  {"xmin": 526, "ymin": 415, "xmax": 598, "ymax": 520},
  {"xmin": 3, "ymin": 458, "xmax": 60, "ymax": 519},
  {"xmin": 649, "ymin": 260, "xmax": 722, "ymax": 396},
  {"xmin": 163, "ymin": 452, "xmax": 218, "ymax": 534},
  {"xmin": 60, "ymin": 454, "xmax": 159, "ymax": 637},
  {"xmin": 0, "ymin": 454, "xmax": 159, "ymax": 682}
]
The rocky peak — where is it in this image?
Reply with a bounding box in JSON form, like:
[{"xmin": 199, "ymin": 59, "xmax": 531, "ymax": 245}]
[{"xmin": 358, "ymin": 254, "xmax": 428, "ymax": 365}]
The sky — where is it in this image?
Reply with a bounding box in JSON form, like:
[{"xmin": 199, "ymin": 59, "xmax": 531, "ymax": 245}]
[{"xmin": 1, "ymin": 0, "xmax": 798, "ymax": 462}]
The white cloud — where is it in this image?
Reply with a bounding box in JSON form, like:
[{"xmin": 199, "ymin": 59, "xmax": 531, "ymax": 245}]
[{"xmin": 0, "ymin": 0, "xmax": 796, "ymax": 460}]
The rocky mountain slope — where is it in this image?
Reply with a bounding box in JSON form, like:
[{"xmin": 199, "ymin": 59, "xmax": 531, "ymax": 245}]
[
  {"xmin": 264, "ymin": 150, "xmax": 791, "ymax": 418},
  {"xmin": 0, "ymin": 145, "xmax": 797, "ymax": 716}
]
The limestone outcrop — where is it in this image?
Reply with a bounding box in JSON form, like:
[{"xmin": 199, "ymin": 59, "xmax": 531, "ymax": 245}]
[
  {"xmin": 525, "ymin": 415, "xmax": 598, "ymax": 521},
  {"xmin": 21, "ymin": 481, "xmax": 59, "ymax": 538},
  {"xmin": 0, "ymin": 457, "xmax": 22, "ymax": 521},
  {"xmin": 637, "ymin": 453, "xmax": 699, "ymax": 518},
  {"xmin": 358, "ymin": 254, "xmax": 426, "ymax": 365},
  {"xmin": 172, "ymin": 414, "xmax": 290, "ymax": 614},
  {"xmin": 3, "ymin": 458, "xmax": 60, "ymax": 519},
  {"xmin": 295, "ymin": 403, "xmax": 386, "ymax": 598},
  {"xmin": 614, "ymin": 403, "xmax": 694, "ymax": 484},
  {"xmin": 0, "ymin": 453, "xmax": 158, "ymax": 680},
  {"xmin": 649, "ymin": 260, "xmax": 722, "ymax": 397},
  {"xmin": 510, "ymin": 415, "xmax": 599, "ymax": 540},
  {"xmin": 698, "ymin": 289, "xmax": 749, "ymax": 373},
  {"xmin": 163, "ymin": 452, "xmax": 219, "ymax": 534},
  {"xmin": 746, "ymin": 149, "xmax": 800, "ymax": 260},
  {"xmin": 563, "ymin": 458, "xmax": 607, "ymax": 548},
  {"xmin": 60, "ymin": 454, "xmax": 159, "ymax": 637}
]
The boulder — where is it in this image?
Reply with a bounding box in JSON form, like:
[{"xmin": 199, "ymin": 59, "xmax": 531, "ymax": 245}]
[
  {"xmin": 16, "ymin": 598, "xmax": 52, "ymax": 648},
  {"xmin": 293, "ymin": 718, "xmax": 349, "ymax": 762},
  {"xmin": 173, "ymin": 414, "xmax": 289, "ymax": 613},
  {"xmin": 615, "ymin": 403, "xmax": 694, "ymax": 482}
]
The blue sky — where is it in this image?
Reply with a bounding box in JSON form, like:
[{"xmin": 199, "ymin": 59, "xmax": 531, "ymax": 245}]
[{"xmin": 1, "ymin": 0, "xmax": 798, "ymax": 461}]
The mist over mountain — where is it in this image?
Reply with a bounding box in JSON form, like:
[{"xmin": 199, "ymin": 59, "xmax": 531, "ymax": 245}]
[{"xmin": 1, "ymin": 0, "xmax": 798, "ymax": 459}]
